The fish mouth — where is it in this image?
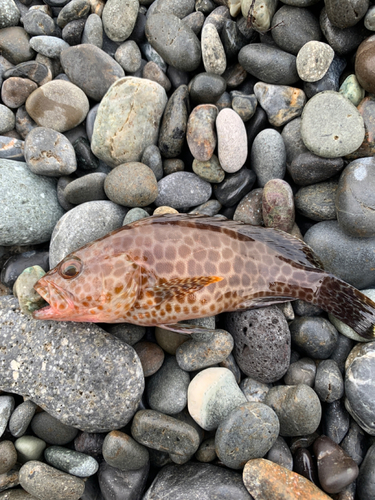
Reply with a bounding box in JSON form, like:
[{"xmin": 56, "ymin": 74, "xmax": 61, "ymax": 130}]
[{"xmin": 33, "ymin": 277, "xmax": 75, "ymax": 320}]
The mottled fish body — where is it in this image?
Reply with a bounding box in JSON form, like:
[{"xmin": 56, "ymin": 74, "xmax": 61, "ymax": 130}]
[{"xmin": 33, "ymin": 214, "xmax": 375, "ymax": 339}]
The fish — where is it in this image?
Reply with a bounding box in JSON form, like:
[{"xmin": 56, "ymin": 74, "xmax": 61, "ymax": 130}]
[{"xmin": 33, "ymin": 214, "xmax": 375, "ymax": 339}]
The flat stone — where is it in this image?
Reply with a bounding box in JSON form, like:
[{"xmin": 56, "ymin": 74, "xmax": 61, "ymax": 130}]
[
  {"xmin": 98, "ymin": 461, "xmax": 149, "ymax": 500},
  {"xmin": 187, "ymin": 104, "xmax": 218, "ymax": 162},
  {"xmin": 44, "ymin": 446, "xmax": 99, "ymax": 477},
  {"xmin": 22, "ymin": 10, "xmax": 55, "ymax": 36},
  {"xmin": 251, "ymin": 129, "xmax": 286, "ymax": 187},
  {"xmin": 304, "ymin": 220, "xmax": 375, "ymax": 289},
  {"xmin": 225, "ymin": 306, "xmax": 290, "ymax": 383},
  {"xmin": 216, "ymin": 402, "xmax": 279, "ymax": 469},
  {"xmin": 131, "ymin": 410, "xmax": 200, "ymax": 464},
  {"xmin": 151, "ymin": 0, "xmax": 195, "ymax": 18},
  {"xmin": 145, "ymin": 13, "xmax": 201, "ymax": 72},
  {"xmin": 143, "ymin": 463, "xmax": 252, "ymax": 500},
  {"xmin": 102, "ymin": 0, "xmax": 138, "ymax": 42},
  {"xmin": 155, "ymin": 171, "xmax": 212, "ymax": 209},
  {"xmin": 0, "ymin": 159, "xmax": 64, "ymax": 246},
  {"xmin": 297, "ymin": 41, "xmax": 334, "ymax": 82},
  {"xmin": 29, "ymin": 36, "xmax": 69, "ymax": 59},
  {"xmin": 0, "ymin": 27, "xmax": 35, "ymax": 65},
  {"xmin": 201, "ymin": 23, "xmax": 226, "ymax": 75},
  {"xmin": 1, "ymin": 77, "xmax": 38, "ymax": 109},
  {"xmin": 301, "ymin": 91, "xmax": 365, "ymax": 158},
  {"xmin": 60, "ymin": 45, "xmax": 124, "ymax": 102},
  {"xmin": 3, "ymin": 61, "xmax": 50, "ymax": 85},
  {"xmin": 19, "ymin": 461, "xmax": 85, "ymax": 500},
  {"xmin": 158, "ymin": 85, "xmax": 189, "ymax": 159},
  {"xmin": 254, "ymin": 82, "xmax": 306, "ymax": 127},
  {"xmin": 25, "ymin": 80, "xmax": 89, "ymax": 133},
  {"xmin": 91, "ymin": 77, "xmax": 167, "ymax": 167},
  {"xmin": 187, "ymin": 367, "xmax": 246, "ymax": 431},
  {"xmin": 289, "ymin": 152, "xmax": 344, "ymax": 186},
  {"xmin": 56, "ymin": 0, "xmax": 90, "ymax": 28},
  {"xmin": 238, "ymin": 44, "xmax": 299, "ymax": 85},
  {"xmin": 265, "ymin": 384, "xmax": 322, "ymax": 436},
  {"xmin": 243, "ymin": 459, "xmax": 332, "ymax": 500},
  {"xmin": 0, "ymin": 296, "xmax": 144, "ymax": 432},
  {"xmin": 295, "ymin": 180, "xmax": 338, "ymax": 222},
  {"xmin": 216, "ymin": 108, "xmax": 247, "ymax": 173}
]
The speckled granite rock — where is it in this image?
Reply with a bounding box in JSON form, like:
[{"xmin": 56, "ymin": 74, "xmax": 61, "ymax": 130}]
[
  {"xmin": 91, "ymin": 77, "xmax": 167, "ymax": 167},
  {"xmin": 0, "ymin": 296, "xmax": 144, "ymax": 432}
]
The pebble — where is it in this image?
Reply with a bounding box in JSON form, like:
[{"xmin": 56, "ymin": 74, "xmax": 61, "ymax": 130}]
[
  {"xmin": 115, "ymin": 40, "xmax": 141, "ymax": 73},
  {"xmin": 0, "ymin": 442, "xmax": 17, "ymax": 474},
  {"xmin": 188, "ymin": 367, "xmax": 246, "ymax": 431},
  {"xmin": 240, "ymin": 377, "xmax": 271, "ymax": 403},
  {"xmin": 213, "ymin": 168, "xmax": 256, "ymax": 207},
  {"xmin": 14, "ymin": 436, "xmax": 47, "ymax": 463},
  {"xmin": 295, "ymin": 180, "xmax": 337, "ymax": 221},
  {"xmin": 19, "ymin": 461, "xmax": 85, "ymax": 500},
  {"xmin": 0, "ymin": 135, "xmax": 24, "ymax": 161},
  {"xmin": 216, "ymin": 108, "xmax": 247, "ymax": 173},
  {"xmin": 133, "ymin": 341, "xmax": 164, "ymax": 377},
  {"xmin": 91, "ymin": 77, "xmax": 167, "ymax": 167},
  {"xmin": 241, "ymin": 0, "xmax": 278, "ymax": 32},
  {"xmin": 322, "ymin": 399, "xmax": 350, "ymax": 444},
  {"xmin": 29, "ymin": 36, "xmax": 69, "ymax": 59},
  {"xmin": 0, "ymin": 105, "xmax": 15, "ymax": 134},
  {"xmin": 266, "ymin": 436, "xmax": 293, "ymax": 471},
  {"xmin": 31, "ymin": 413, "xmax": 78, "ymax": 446},
  {"xmin": 1, "ymin": 77, "xmax": 38, "ymax": 109},
  {"xmin": 215, "ymin": 402, "xmax": 279, "ymax": 469},
  {"xmin": 231, "ymin": 92, "xmax": 257, "ymax": 122},
  {"xmin": 357, "ymin": 443, "xmax": 375, "ymax": 499},
  {"xmin": 13, "ymin": 265, "xmax": 46, "ymax": 316},
  {"xmin": 143, "ymin": 61, "xmax": 171, "ymax": 92},
  {"xmin": 25, "ymin": 80, "xmax": 89, "ymax": 133},
  {"xmin": 281, "ymin": 117, "xmax": 309, "ymax": 166},
  {"xmin": 262, "ymin": 179, "xmax": 295, "ymax": 232},
  {"xmin": 271, "ymin": 5, "xmax": 322, "ymax": 55},
  {"xmin": 0, "ymin": 27, "xmax": 35, "ymax": 65},
  {"xmin": 341, "ymin": 420, "xmax": 368, "ymax": 465},
  {"xmin": 158, "ymin": 85, "xmax": 189, "ymax": 159},
  {"xmin": 74, "ymin": 432, "xmax": 105, "ymax": 459},
  {"xmin": 233, "ymin": 188, "xmax": 263, "ymax": 225},
  {"xmin": 345, "ymin": 341, "xmax": 375, "ymax": 435},
  {"xmin": 347, "ymin": 96, "xmax": 375, "ymax": 160},
  {"xmin": 189, "ymin": 72, "xmax": 226, "ymax": 105},
  {"xmin": 243, "ymin": 458, "xmax": 331, "ymax": 500},
  {"xmin": 21, "ymin": 10, "xmax": 54, "ymax": 37},
  {"xmin": 49, "ymin": 200, "xmax": 126, "ymax": 268},
  {"xmin": 155, "ymin": 171, "xmax": 212, "ymax": 209},
  {"xmin": 176, "ymin": 329, "xmax": 233, "ymax": 371},
  {"xmin": 304, "ymin": 220, "xmax": 375, "ymax": 289},
  {"xmin": 187, "ymin": 104, "xmax": 218, "ymax": 162},
  {"xmin": 289, "ymin": 316, "xmax": 338, "ymax": 359},
  {"xmin": 284, "ymin": 357, "xmax": 316, "ymax": 387},
  {"xmin": 102, "ymin": 0, "xmax": 138, "ymax": 42},
  {"xmin": 195, "ymin": 437, "xmax": 216, "ymax": 463},
  {"xmin": 314, "ymin": 359, "xmax": 344, "ymax": 402},
  {"xmin": 143, "ymin": 462, "xmax": 251, "ymax": 499},
  {"xmin": 251, "ymin": 129, "xmax": 286, "ymax": 187},
  {"xmin": 289, "ymin": 152, "xmax": 344, "ymax": 185},
  {"xmin": 98, "ymin": 461, "xmax": 149, "ymax": 500},
  {"xmin": 238, "ymin": 44, "xmax": 299, "ymax": 85},
  {"xmin": 60, "ymin": 44, "xmax": 124, "ymax": 101},
  {"xmin": 293, "ymin": 446, "xmax": 319, "ymax": 484},
  {"xmin": 0, "ymin": 467, "xmax": 20, "ymax": 493},
  {"xmin": 82, "ymin": 13, "xmax": 103, "ymax": 47},
  {"xmin": 0, "ymin": 0, "xmax": 20, "ymax": 29},
  {"xmin": 146, "ymin": 356, "xmax": 190, "ymax": 415},
  {"xmin": 24, "ymin": 127, "xmax": 77, "ymax": 177},
  {"xmin": 297, "ymin": 41, "xmax": 334, "ymax": 82},
  {"xmin": 0, "ymin": 296, "xmax": 144, "ymax": 432},
  {"xmin": 225, "ymin": 306, "xmax": 290, "ymax": 383},
  {"xmin": 64, "ymin": 173, "xmax": 107, "ymax": 205},
  {"xmin": 102, "ymin": 430, "xmax": 149, "ymax": 471},
  {"xmin": 9, "ymin": 401, "xmax": 37, "ymax": 438},
  {"xmin": 301, "ymin": 91, "xmax": 365, "ymax": 158},
  {"xmin": 44, "ymin": 446, "xmax": 98, "ymax": 477},
  {"xmin": 265, "ymin": 384, "xmax": 322, "ymax": 436},
  {"xmin": 325, "ymin": 0, "xmax": 369, "ymax": 29},
  {"xmin": 201, "ymin": 23, "xmax": 226, "ymax": 75},
  {"xmin": 0, "ymin": 159, "xmax": 64, "ymax": 246},
  {"xmin": 1, "ymin": 251, "xmax": 49, "ymax": 290},
  {"xmin": 192, "ymin": 155, "xmax": 225, "ymax": 184},
  {"xmin": 339, "ymin": 74, "xmax": 365, "ymax": 106},
  {"xmin": 145, "ymin": 13, "xmax": 201, "ymax": 72},
  {"xmin": 131, "ymin": 410, "xmax": 200, "ymax": 464},
  {"xmin": 313, "ymin": 435, "xmax": 359, "ymax": 494}
]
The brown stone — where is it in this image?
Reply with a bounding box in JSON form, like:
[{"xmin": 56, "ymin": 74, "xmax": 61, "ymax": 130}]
[
  {"xmin": 355, "ymin": 35, "xmax": 375, "ymax": 94},
  {"xmin": 262, "ymin": 179, "xmax": 295, "ymax": 233},
  {"xmin": 0, "ymin": 27, "xmax": 35, "ymax": 65},
  {"xmin": 133, "ymin": 341, "xmax": 165, "ymax": 377},
  {"xmin": 25, "ymin": 80, "xmax": 89, "ymax": 133},
  {"xmin": 346, "ymin": 96, "xmax": 375, "ymax": 160},
  {"xmin": 186, "ymin": 104, "xmax": 218, "ymax": 162},
  {"xmin": 142, "ymin": 61, "xmax": 171, "ymax": 92},
  {"xmin": 243, "ymin": 459, "xmax": 332, "ymax": 499},
  {"xmin": 233, "ymin": 188, "xmax": 263, "ymax": 225},
  {"xmin": 3, "ymin": 61, "xmax": 49, "ymax": 85},
  {"xmin": 1, "ymin": 77, "xmax": 38, "ymax": 109}
]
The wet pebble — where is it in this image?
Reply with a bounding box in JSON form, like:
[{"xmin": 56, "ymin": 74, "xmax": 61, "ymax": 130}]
[
  {"xmin": 314, "ymin": 359, "xmax": 344, "ymax": 402},
  {"xmin": 214, "ymin": 168, "xmax": 256, "ymax": 207},
  {"xmin": 158, "ymin": 85, "xmax": 189, "ymax": 159},
  {"xmin": 289, "ymin": 316, "xmax": 338, "ymax": 359}
]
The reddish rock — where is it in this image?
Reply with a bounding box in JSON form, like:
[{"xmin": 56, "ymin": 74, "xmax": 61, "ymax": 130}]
[
  {"xmin": 262, "ymin": 179, "xmax": 295, "ymax": 233},
  {"xmin": 133, "ymin": 341, "xmax": 165, "ymax": 377},
  {"xmin": 355, "ymin": 35, "xmax": 375, "ymax": 94},
  {"xmin": 186, "ymin": 104, "xmax": 218, "ymax": 162},
  {"xmin": 1, "ymin": 77, "xmax": 38, "ymax": 108}
]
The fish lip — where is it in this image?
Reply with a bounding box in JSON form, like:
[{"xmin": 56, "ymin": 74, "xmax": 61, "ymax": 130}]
[{"xmin": 33, "ymin": 277, "xmax": 75, "ymax": 319}]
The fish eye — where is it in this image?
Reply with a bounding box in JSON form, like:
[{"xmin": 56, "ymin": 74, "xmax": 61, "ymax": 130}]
[{"xmin": 59, "ymin": 258, "xmax": 82, "ymax": 279}]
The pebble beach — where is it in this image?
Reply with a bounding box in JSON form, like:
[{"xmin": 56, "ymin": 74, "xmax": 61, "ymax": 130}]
[{"xmin": 2, "ymin": 0, "xmax": 375, "ymax": 498}]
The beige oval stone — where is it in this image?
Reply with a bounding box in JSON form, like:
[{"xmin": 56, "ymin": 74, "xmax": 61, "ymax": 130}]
[
  {"xmin": 91, "ymin": 77, "xmax": 167, "ymax": 167},
  {"xmin": 25, "ymin": 80, "xmax": 89, "ymax": 133},
  {"xmin": 216, "ymin": 108, "xmax": 248, "ymax": 173}
]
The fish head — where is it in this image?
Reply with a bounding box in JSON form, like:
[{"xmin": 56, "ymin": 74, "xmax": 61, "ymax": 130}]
[{"xmin": 33, "ymin": 249, "xmax": 140, "ymax": 322}]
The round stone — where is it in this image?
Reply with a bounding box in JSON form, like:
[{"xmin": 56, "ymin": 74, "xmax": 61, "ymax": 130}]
[
  {"xmin": 266, "ymin": 436, "xmax": 293, "ymax": 471},
  {"xmin": 0, "ymin": 27, "xmax": 35, "ymax": 65},
  {"xmin": 19, "ymin": 461, "xmax": 85, "ymax": 500},
  {"xmin": 91, "ymin": 77, "xmax": 167, "ymax": 167},
  {"xmin": 325, "ymin": 0, "xmax": 369, "ymax": 29},
  {"xmin": 22, "ymin": 9, "xmax": 56, "ymax": 36},
  {"xmin": 104, "ymin": 162, "xmax": 157, "ymax": 207},
  {"xmin": 215, "ymin": 402, "xmax": 279, "ymax": 469},
  {"xmin": 102, "ymin": 430, "xmax": 149, "ymax": 471},
  {"xmin": 14, "ymin": 436, "xmax": 47, "ymax": 463},
  {"xmin": 289, "ymin": 317, "xmax": 338, "ymax": 359},
  {"xmin": 48, "ymin": 200, "xmax": 126, "ymax": 268},
  {"xmin": 115, "ymin": 40, "xmax": 142, "ymax": 72},
  {"xmin": 301, "ymin": 91, "xmax": 365, "ymax": 158},
  {"xmin": 289, "ymin": 152, "xmax": 344, "ymax": 186},
  {"xmin": 31, "ymin": 413, "xmax": 78, "ymax": 445},
  {"xmin": 0, "ymin": 441, "xmax": 17, "ymax": 474},
  {"xmin": 1, "ymin": 77, "xmax": 38, "ymax": 109},
  {"xmin": 102, "ymin": 0, "xmax": 138, "ymax": 42},
  {"xmin": 154, "ymin": 171, "xmax": 212, "ymax": 209},
  {"xmin": 0, "ymin": 0, "xmax": 20, "ymax": 28},
  {"xmin": 82, "ymin": 13, "xmax": 103, "ymax": 47},
  {"xmin": 104, "ymin": 323, "xmax": 146, "ymax": 346},
  {"xmin": 24, "ymin": 127, "xmax": 77, "ymax": 177},
  {"xmin": 145, "ymin": 13, "xmax": 201, "ymax": 72},
  {"xmin": 133, "ymin": 341, "xmax": 164, "ymax": 377},
  {"xmin": 241, "ymin": 0, "xmax": 278, "ymax": 32},
  {"xmin": 295, "ymin": 180, "xmax": 337, "ymax": 221},
  {"xmin": 284, "ymin": 357, "xmax": 316, "ymax": 387},
  {"xmin": 0, "ymin": 159, "xmax": 64, "ymax": 246},
  {"xmin": 189, "ymin": 72, "xmax": 226, "ymax": 105},
  {"xmin": 187, "ymin": 367, "xmax": 247, "ymax": 431},
  {"xmin": 192, "ymin": 155, "xmax": 225, "ymax": 184},
  {"xmin": 0, "ymin": 104, "xmax": 15, "ymax": 134},
  {"xmin": 297, "ymin": 41, "xmax": 334, "ymax": 82},
  {"xmin": 339, "ymin": 74, "xmax": 365, "ymax": 106},
  {"xmin": 64, "ymin": 173, "xmax": 108, "ymax": 205},
  {"xmin": 251, "ymin": 129, "xmax": 286, "ymax": 187},
  {"xmin": 216, "ymin": 108, "xmax": 247, "ymax": 173},
  {"xmin": 25, "ymin": 80, "xmax": 89, "ymax": 133},
  {"xmin": 233, "ymin": 188, "xmax": 263, "ymax": 225},
  {"xmin": 44, "ymin": 446, "xmax": 99, "ymax": 477},
  {"xmin": 262, "ymin": 179, "xmax": 295, "ymax": 232}
]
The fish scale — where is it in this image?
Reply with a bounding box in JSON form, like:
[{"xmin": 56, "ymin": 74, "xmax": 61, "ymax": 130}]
[{"xmin": 33, "ymin": 214, "xmax": 375, "ymax": 339}]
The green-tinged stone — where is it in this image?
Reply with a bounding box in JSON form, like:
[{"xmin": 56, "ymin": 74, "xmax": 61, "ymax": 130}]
[
  {"xmin": 192, "ymin": 155, "xmax": 225, "ymax": 183},
  {"xmin": 91, "ymin": 77, "xmax": 167, "ymax": 167},
  {"xmin": 123, "ymin": 208, "xmax": 149, "ymax": 225},
  {"xmin": 339, "ymin": 74, "xmax": 365, "ymax": 107},
  {"xmin": 15, "ymin": 436, "xmax": 46, "ymax": 464},
  {"xmin": 13, "ymin": 266, "xmax": 46, "ymax": 316},
  {"xmin": 44, "ymin": 446, "xmax": 99, "ymax": 477},
  {"xmin": 241, "ymin": 0, "xmax": 278, "ymax": 32}
]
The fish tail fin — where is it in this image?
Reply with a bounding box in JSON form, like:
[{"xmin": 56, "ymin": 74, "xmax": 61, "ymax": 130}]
[{"xmin": 313, "ymin": 274, "xmax": 375, "ymax": 339}]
